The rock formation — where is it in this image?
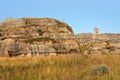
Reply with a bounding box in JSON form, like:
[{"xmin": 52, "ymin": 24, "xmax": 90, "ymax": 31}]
[
  {"xmin": 0, "ymin": 18, "xmax": 79, "ymax": 57},
  {"xmin": 76, "ymin": 33, "xmax": 120, "ymax": 54}
]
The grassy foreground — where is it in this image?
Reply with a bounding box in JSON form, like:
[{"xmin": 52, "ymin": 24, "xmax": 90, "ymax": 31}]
[{"xmin": 0, "ymin": 54, "xmax": 120, "ymax": 80}]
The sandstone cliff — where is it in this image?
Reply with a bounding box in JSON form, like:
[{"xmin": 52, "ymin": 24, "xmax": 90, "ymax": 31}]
[
  {"xmin": 75, "ymin": 33, "xmax": 120, "ymax": 54},
  {"xmin": 0, "ymin": 18, "xmax": 79, "ymax": 56}
]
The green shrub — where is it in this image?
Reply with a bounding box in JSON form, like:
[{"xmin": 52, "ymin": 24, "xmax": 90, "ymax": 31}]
[
  {"xmin": 31, "ymin": 24, "xmax": 39, "ymax": 26},
  {"xmin": 37, "ymin": 29, "xmax": 44, "ymax": 36},
  {"xmin": 0, "ymin": 29, "xmax": 2, "ymax": 32},
  {"xmin": 91, "ymin": 65, "xmax": 109, "ymax": 75},
  {"xmin": 66, "ymin": 26, "xmax": 73, "ymax": 33},
  {"xmin": 27, "ymin": 37, "xmax": 56, "ymax": 43}
]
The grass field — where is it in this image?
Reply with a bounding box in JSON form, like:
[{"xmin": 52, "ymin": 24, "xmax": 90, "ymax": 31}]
[{"xmin": 0, "ymin": 54, "xmax": 120, "ymax": 80}]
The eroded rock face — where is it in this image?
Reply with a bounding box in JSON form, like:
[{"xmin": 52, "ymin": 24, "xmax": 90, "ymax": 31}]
[
  {"xmin": 76, "ymin": 33, "xmax": 120, "ymax": 54},
  {"xmin": 0, "ymin": 18, "xmax": 79, "ymax": 56}
]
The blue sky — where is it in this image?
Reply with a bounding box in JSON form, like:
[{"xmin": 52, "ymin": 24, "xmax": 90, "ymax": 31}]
[{"xmin": 0, "ymin": 0, "xmax": 120, "ymax": 34}]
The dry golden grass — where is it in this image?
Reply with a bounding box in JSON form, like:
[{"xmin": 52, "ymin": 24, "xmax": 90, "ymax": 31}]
[{"xmin": 0, "ymin": 54, "xmax": 120, "ymax": 80}]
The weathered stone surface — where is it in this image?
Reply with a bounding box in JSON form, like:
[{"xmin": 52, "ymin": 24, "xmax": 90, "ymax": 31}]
[
  {"xmin": 76, "ymin": 33, "xmax": 120, "ymax": 54},
  {"xmin": 0, "ymin": 18, "xmax": 79, "ymax": 56}
]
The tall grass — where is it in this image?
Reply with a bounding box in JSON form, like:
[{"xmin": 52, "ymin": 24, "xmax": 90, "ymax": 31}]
[{"xmin": 0, "ymin": 54, "xmax": 120, "ymax": 80}]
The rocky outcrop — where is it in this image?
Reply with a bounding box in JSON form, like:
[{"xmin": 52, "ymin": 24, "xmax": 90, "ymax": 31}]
[
  {"xmin": 76, "ymin": 33, "xmax": 120, "ymax": 54},
  {"xmin": 0, "ymin": 18, "xmax": 79, "ymax": 57}
]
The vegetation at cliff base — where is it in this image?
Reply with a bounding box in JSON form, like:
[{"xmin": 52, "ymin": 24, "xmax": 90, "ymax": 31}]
[{"xmin": 0, "ymin": 54, "xmax": 120, "ymax": 80}]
